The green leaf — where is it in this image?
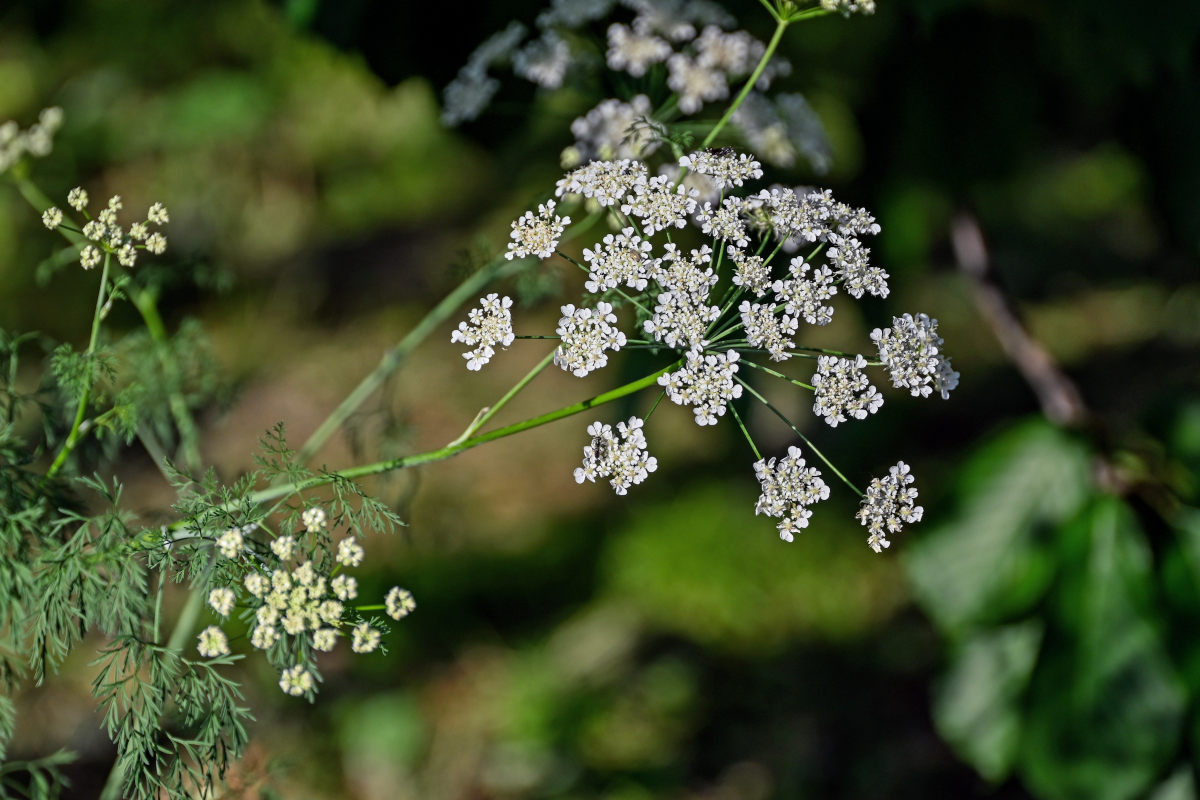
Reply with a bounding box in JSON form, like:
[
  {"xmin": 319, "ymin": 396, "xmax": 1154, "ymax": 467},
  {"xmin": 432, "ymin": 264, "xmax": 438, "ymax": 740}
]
[
  {"xmin": 905, "ymin": 419, "xmax": 1092, "ymax": 636},
  {"xmin": 1019, "ymin": 497, "xmax": 1186, "ymax": 800},
  {"xmin": 933, "ymin": 620, "xmax": 1043, "ymax": 781}
]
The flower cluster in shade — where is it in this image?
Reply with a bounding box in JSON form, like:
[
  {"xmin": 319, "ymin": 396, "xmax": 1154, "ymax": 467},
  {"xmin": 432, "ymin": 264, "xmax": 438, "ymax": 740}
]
[
  {"xmin": 441, "ymin": 0, "xmax": 831, "ymax": 174},
  {"xmin": 197, "ymin": 506, "xmax": 416, "ymax": 697},
  {"xmin": 451, "ymin": 145, "xmax": 950, "ymax": 553},
  {"xmin": 0, "ymin": 107, "xmax": 62, "ymax": 174},
  {"xmin": 41, "ymin": 186, "xmax": 169, "ymax": 271}
]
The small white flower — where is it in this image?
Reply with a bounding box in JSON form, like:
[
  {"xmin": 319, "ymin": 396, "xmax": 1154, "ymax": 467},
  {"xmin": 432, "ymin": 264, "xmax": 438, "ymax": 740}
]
[
  {"xmin": 145, "ymin": 232, "xmax": 167, "ymax": 255},
  {"xmin": 79, "ymin": 245, "xmax": 101, "ymax": 271},
  {"xmin": 695, "ymin": 197, "xmax": 750, "ymax": 246},
  {"xmin": 317, "ymin": 599, "xmax": 344, "ymax": 624},
  {"xmin": 513, "ymin": 32, "xmax": 572, "ymax": 88},
  {"xmin": 772, "ymin": 256, "xmax": 837, "ymax": 326},
  {"xmin": 581, "ymin": 226, "xmax": 656, "ymax": 292},
  {"xmin": 441, "ymin": 68, "xmax": 500, "ymax": 126},
  {"xmin": 351, "ymin": 622, "xmax": 381, "ymax": 654},
  {"xmin": 385, "ymin": 587, "xmax": 417, "ymax": 620},
  {"xmin": 821, "ymin": 0, "xmax": 876, "ymax": 16},
  {"xmin": 293, "ymin": 560, "xmax": 317, "ymax": 586},
  {"xmin": 658, "ymin": 348, "xmax": 743, "ymax": 426},
  {"xmin": 208, "ymin": 587, "xmax": 235, "ymax": 617},
  {"xmin": 67, "ymin": 187, "xmax": 88, "ymax": 211},
  {"xmin": 728, "ymin": 247, "xmax": 771, "ymax": 296},
  {"xmin": 117, "ymin": 243, "xmax": 137, "ymax": 268},
  {"xmin": 621, "ymin": 174, "xmax": 697, "ymax": 234},
  {"xmin": 557, "ymin": 160, "xmax": 648, "ymax": 207},
  {"xmin": 301, "ymin": 506, "xmax": 326, "ymax": 533},
  {"xmin": 811, "ymin": 354, "xmax": 884, "ymax": 427},
  {"xmin": 753, "ymin": 446, "xmax": 830, "ymax": 542},
  {"xmin": 573, "ymin": 416, "xmax": 658, "ymax": 495},
  {"xmin": 336, "ymin": 538, "xmax": 364, "ymax": 568},
  {"xmin": 245, "ymin": 573, "xmax": 270, "ymax": 598},
  {"xmin": 83, "ymin": 220, "xmax": 105, "ymax": 241},
  {"xmin": 827, "ymin": 234, "xmax": 888, "ymax": 299},
  {"xmin": 196, "ymin": 626, "xmax": 230, "ymax": 658},
  {"xmin": 279, "ymin": 665, "xmax": 314, "ymax": 696},
  {"xmin": 554, "ymin": 302, "xmax": 627, "ymax": 377},
  {"xmin": 666, "ymin": 53, "xmax": 728, "ymax": 114},
  {"xmin": 42, "ymin": 207, "xmax": 62, "ymax": 230},
  {"xmin": 332, "ymin": 574, "xmax": 358, "ymax": 601},
  {"xmin": 216, "ymin": 528, "xmax": 244, "ymax": 558},
  {"xmin": 506, "ymin": 200, "xmax": 570, "ymax": 261},
  {"xmin": 679, "ymin": 149, "xmax": 763, "ymax": 189},
  {"xmin": 739, "ymin": 301, "xmax": 798, "ymax": 362},
  {"xmin": 451, "ymin": 293, "xmax": 516, "ymax": 371},
  {"xmin": 147, "ymin": 202, "xmax": 169, "ymax": 225},
  {"xmin": 251, "ymin": 624, "xmax": 279, "ymax": 650},
  {"xmin": 129, "ymin": 222, "xmax": 148, "ymax": 241},
  {"xmin": 605, "ymin": 23, "xmax": 672, "ymax": 77},
  {"xmin": 271, "ymin": 535, "xmax": 295, "ymax": 560},
  {"xmin": 871, "ymin": 313, "xmax": 953, "ymax": 399},
  {"xmin": 857, "ymin": 461, "xmax": 923, "ymax": 553},
  {"xmin": 271, "ymin": 569, "xmax": 292, "ymax": 594},
  {"xmin": 568, "ymin": 95, "xmax": 658, "ymax": 162},
  {"xmin": 312, "ymin": 628, "xmax": 338, "ymax": 652}
]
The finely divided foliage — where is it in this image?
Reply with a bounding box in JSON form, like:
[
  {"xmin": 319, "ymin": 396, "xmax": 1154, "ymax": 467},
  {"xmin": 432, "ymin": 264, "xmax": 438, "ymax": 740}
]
[{"xmin": 1, "ymin": 1, "xmax": 949, "ymax": 797}]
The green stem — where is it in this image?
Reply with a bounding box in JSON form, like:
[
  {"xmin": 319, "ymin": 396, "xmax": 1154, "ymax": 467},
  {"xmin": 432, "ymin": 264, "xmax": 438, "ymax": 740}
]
[
  {"xmin": 702, "ymin": 18, "xmax": 790, "ymax": 148},
  {"xmin": 740, "ymin": 358, "xmax": 815, "ymax": 390},
  {"xmin": 297, "ymin": 254, "xmax": 526, "ymax": 462},
  {"xmin": 736, "ymin": 376, "xmax": 862, "ymax": 494},
  {"xmin": 729, "ymin": 401, "xmax": 761, "ymax": 460},
  {"xmin": 46, "ymin": 251, "xmax": 111, "ymax": 479},
  {"xmin": 248, "ymin": 363, "xmax": 678, "ymax": 506},
  {"xmin": 452, "ymin": 348, "xmax": 557, "ymax": 444},
  {"xmin": 130, "ymin": 287, "xmax": 203, "ymax": 471}
]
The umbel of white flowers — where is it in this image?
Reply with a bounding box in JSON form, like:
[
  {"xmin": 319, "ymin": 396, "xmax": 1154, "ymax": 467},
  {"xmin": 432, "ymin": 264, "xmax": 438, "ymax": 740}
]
[
  {"xmin": 452, "ymin": 147, "xmax": 957, "ymax": 553},
  {"xmin": 200, "ymin": 506, "xmax": 417, "ymax": 697}
]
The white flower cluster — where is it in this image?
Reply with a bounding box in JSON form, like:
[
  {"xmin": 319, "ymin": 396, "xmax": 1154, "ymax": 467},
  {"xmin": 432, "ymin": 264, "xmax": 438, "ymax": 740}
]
[
  {"xmin": 568, "ymin": 95, "xmax": 660, "ymax": 163},
  {"xmin": 857, "ymin": 461, "xmax": 922, "ymax": 553},
  {"xmin": 581, "ymin": 226, "xmax": 655, "ymax": 292},
  {"xmin": 753, "ymin": 446, "xmax": 830, "ymax": 541},
  {"xmin": 811, "ymin": 354, "xmax": 884, "ymax": 427},
  {"xmin": 514, "ymin": 31, "xmax": 572, "ymax": 88},
  {"xmin": 43, "ymin": 187, "xmax": 169, "ymax": 270},
  {"xmin": 739, "ymin": 301, "xmax": 797, "ymax": 362},
  {"xmin": 773, "ymin": 255, "xmax": 837, "ymax": 326},
  {"xmin": 606, "ymin": 23, "xmax": 673, "ymax": 77},
  {"xmin": 451, "ymin": 293, "xmax": 516, "ymax": 371},
  {"xmin": 195, "ymin": 506, "xmax": 417, "ymax": 696},
  {"xmin": 658, "ymin": 348, "xmax": 742, "ymax": 425},
  {"xmin": 621, "ymin": 175, "xmax": 698, "ymax": 234},
  {"xmin": 821, "ymin": 0, "xmax": 877, "ymax": 16},
  {"xmin": 870, "ymin": 313, "xmax": 958, "ymax": 399},
  {"xmin": 557, "ymin": 160, "xmax": 647, "ymax": 208},
  {"xmin": 574, "ymin": 416, "xmax": 658, "ymax": 494},
  {"xmin": 0, "ymin": 107, "xmax": 62, "ymax": 174},
  {"xmin": 679, "ymin": 149, "xmax": 763, "ymax": 189},
  {"xmin": 507, "ymin": 200, "xmax": 571, "ymax": 260},
  {"xmin": 555, "ymin": 302, "xmax": 627, "ymax": 377},
  {"xmin": 457, "ymin": 145, "xmax": 950, "ymax": 552}
]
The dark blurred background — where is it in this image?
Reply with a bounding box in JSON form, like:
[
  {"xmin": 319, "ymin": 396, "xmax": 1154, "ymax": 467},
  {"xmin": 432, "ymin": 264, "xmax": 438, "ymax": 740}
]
[{"xmin": 2, "ymin": 0, "xmax": 1199, "ymax": 798}]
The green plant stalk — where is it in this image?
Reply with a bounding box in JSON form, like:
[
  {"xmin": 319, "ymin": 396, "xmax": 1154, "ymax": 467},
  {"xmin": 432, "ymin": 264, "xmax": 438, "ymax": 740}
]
[
  {"xmin": 46, "ymin": 251, "xmax": 111, "ymax": 480},
  {"xmin": 702, "ymin": 17, "xmax": 790, "ymax": 148},
  {"xmin": 296, "ymin": 254, "xmax": 526, "ymax": 462},
  {"xmin": 740, "ymin": 358, "xmax": 816, "ymax": 390},
  {"xmin": 736, "ymin": 376, "xmax": 862, "ymax": 494},
  {"xmin": 729, "ymin": 401, "xmax": 762, "ymax": 460},
  {"xmin": 452, "ymin": 348, "xmax": 557, "ymax": 444},
  {"xmin": 130, "ymin": 287, "xmax": 203, "ymax": 472},
  {"xmin": 248, "ymin": 363, "xmax": 677, "ymax": 506}
]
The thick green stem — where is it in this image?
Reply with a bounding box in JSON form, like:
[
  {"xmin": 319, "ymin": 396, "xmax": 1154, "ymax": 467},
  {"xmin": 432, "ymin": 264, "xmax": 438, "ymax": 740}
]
[
  {"xmin": 46, "ymin": 251, "xmax": 111, "ymax": 479},
  {"xmin": 297, "ymin": 255, "xmax": 526, "ymax": 462},
  {"xmin": 702, "ymin": 18, "xmax": 789, "ymax": 148},
  {"xmin": 249, "ymin": 364, "xmax": 677, "ymax": 506}
]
